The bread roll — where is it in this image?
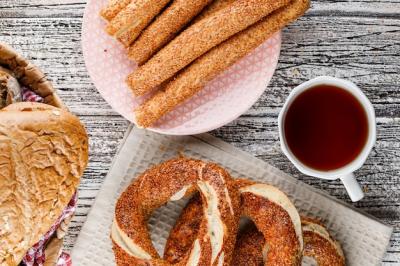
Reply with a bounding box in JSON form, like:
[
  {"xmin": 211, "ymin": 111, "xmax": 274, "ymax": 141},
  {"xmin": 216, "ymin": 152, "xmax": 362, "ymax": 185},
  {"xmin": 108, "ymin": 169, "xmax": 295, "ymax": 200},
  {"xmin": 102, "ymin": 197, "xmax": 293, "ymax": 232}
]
[{"xmin": 0, "ymin": 102, "xmax": 88, "ymax": 265}]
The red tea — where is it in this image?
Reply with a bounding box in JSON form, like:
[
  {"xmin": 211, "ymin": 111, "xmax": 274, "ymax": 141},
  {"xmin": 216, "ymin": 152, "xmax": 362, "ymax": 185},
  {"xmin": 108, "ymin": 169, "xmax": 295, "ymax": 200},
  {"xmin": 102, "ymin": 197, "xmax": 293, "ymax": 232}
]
[{"xmin": 284, "ymin": 85, "xmax": 369, "ymax": 171}]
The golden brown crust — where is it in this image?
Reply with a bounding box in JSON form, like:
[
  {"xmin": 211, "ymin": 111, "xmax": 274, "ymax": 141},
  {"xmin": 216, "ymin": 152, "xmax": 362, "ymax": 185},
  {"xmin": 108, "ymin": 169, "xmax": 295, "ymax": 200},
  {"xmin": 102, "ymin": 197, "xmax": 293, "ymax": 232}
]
[
  {"xmin": 105, "ymin": 0, "xmax": 171, "ymax": 47},
  {"xmin": 128, "ymin": 0, "xmax": 213, "ymax": 65},
  {"xmin": 100, "ymin": 0, "xmax": 131, "ymax": 21},
  {"xmin": 164, "ymin": 203, "xmax": 268, "ymax": 266},
  {"xmin": 112, "ymin": 158, "xmax": 241, "ymax": 265},
  {"xmin": 231, "ymin": 224, "xmax": 265, "ymax": 266},
  {"xmin": 2, "ymin": 101, "xmax": 58, "ymax": 112},
  {"xmin": 302, "ymin": 218, "xmax": 346, "ymax": 266},
  {"xmin": 164, "ymin": 179, "xmax": 302, "ymax": 266},
  {"xmin": 0, "ymin": 42, "xmax": 65, "ymax": 109},
  {"xmin": 126, "ymin": 0, "xmax": 291, "ymax": 96},
  {"xmin": 112, "ymin": 240, "xmax": 155, "ymax": 266},
  {"xmin": 165, "ymin": 198, "xmax": 346, "ymax": 266},
  {"xmin": 194, "ymin": 0, "xmax": 236, "ymax": 23},
  {"xmin": 164, "ymin": 195, "xmax": 203, "ymax": 264},
  {"xmin": 241, "ymin": 192, "xmax": 301, "ymax": 265},
  {"xmin": 0, "ymin": 102, "xmax": 88, "ymax": 265},
  {"xmin": 0, "ymin": 43, "xmax": 72, "ymax": 265},
  {"xmin": 134, "ymin": 0, "xmax": 310, "ymax": 127},
  {"xmin": 232, "ymin": 218, "xmax": 346, "ymax": 266},
  {"xmin": 301, "ymin": 216, "xmax": 325, "ymax": 227},
  {"xmin": 303, "ymin": 232, "xmax": 345, "ymax": 266}
]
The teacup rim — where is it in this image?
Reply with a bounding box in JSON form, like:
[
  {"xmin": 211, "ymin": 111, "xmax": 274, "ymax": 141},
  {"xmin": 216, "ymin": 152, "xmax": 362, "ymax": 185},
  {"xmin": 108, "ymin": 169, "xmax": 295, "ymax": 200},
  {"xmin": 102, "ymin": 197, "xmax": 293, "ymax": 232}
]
[{"xmin": 278, "ymin": 76, "xmax": 377, "ymax": 180}]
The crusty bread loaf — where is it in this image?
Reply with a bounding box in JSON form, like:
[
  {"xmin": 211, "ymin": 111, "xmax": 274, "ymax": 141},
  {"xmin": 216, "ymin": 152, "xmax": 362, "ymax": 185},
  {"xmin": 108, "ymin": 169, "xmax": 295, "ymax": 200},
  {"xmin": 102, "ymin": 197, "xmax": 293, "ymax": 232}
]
[{"xmin": 0, "ymin": 102, "xmax": 88, "ymax": 265}]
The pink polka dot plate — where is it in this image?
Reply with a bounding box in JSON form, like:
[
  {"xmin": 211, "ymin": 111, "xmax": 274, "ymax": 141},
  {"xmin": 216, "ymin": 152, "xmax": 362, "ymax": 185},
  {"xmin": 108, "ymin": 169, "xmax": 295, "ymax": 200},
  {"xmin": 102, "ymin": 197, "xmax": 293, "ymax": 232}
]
[{"xmin": 82, "ymin": 0, "xmax": 281, "ymax": 135}]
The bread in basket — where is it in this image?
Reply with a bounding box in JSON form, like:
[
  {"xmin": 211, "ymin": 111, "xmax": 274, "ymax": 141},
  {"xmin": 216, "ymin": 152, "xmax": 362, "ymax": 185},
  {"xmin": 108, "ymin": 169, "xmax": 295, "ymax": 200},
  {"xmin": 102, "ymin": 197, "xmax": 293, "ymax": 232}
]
[{"xmin": 0, "ymin": 42, "xmax": 88, "ymax": 266}]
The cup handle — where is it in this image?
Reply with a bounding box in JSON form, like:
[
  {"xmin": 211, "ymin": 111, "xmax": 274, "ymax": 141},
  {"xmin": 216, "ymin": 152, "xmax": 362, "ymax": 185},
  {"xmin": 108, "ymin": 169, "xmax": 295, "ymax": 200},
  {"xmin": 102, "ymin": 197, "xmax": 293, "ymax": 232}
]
[{"xmin": 340, "ymin": 173, "xmax": 364, "ymax": 202}]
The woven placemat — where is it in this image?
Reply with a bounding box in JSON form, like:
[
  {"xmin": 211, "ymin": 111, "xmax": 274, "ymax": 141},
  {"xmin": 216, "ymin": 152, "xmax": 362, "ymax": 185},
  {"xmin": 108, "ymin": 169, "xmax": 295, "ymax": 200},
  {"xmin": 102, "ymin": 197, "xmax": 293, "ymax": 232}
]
[{"xmin": 72, "ymin": 126, "xmax": 392, "ymax": 265}]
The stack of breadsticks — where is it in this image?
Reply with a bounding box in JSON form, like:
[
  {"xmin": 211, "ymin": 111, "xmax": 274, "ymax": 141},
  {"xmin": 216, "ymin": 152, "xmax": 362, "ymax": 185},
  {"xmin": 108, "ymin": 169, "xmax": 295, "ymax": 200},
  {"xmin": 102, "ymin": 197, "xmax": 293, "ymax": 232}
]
[{"xmin": 101, "ymin": 0, "xmax": 310, "ymax": 128}]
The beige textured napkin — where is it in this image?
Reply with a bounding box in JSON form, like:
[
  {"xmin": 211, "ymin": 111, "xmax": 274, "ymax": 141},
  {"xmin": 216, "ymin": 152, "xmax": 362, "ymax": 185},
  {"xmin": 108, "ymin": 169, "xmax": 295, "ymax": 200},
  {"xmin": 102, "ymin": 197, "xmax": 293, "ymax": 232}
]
[{"xmin": 72, "ymin": 126, "xmax": 392, "ymax": 265}]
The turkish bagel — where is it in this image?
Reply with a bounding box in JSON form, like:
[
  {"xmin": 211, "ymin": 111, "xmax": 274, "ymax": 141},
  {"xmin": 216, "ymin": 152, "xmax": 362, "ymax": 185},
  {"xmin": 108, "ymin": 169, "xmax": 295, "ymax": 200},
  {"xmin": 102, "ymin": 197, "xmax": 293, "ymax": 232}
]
[
  {"xmin": 112, "ymin": 158, "xmax": 241, "ymax": 265},
  {"xmin": 164, "ymin": 178, "xmax": 303, "ymax": 266},
  {"xmin": 164, "ymin": 181, "xmax": 345, "ymax": 265},
  {"xmin": 112, "ymin": 158, "xmax": 345, "ymax": 265}
]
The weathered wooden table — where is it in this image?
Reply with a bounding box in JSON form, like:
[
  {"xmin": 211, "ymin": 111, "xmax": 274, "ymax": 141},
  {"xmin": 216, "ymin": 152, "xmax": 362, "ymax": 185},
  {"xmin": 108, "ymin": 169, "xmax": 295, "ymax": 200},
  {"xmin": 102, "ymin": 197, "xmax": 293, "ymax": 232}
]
[{"xmin": 1, "ymin": 0, "xmax": 399, "ymax": 264}]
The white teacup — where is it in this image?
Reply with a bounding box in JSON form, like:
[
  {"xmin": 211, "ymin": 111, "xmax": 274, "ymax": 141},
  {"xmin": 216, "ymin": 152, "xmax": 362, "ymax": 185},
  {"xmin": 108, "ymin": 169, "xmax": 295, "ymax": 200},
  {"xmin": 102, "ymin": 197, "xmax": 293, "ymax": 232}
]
[{"xmin": 278, "ymin": 76, "xmax": 376, "ymax": 202}]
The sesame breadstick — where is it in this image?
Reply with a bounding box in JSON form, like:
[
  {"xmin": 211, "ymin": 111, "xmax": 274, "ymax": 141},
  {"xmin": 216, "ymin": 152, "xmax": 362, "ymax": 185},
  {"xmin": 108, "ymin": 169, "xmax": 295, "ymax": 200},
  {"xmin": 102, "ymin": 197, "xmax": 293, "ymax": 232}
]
[
  {"xmin": 128, "ymin": 0, "xmax": 213, "ymax": 66},
  {"xmin": 100, "ymin": 0, "xmax": 131, "ymax": 21},
  {"xmin": 194, "ymin": 0, "xmax": 236, "ymax": 22},
  {"xmin": 106, "ymin": 0, "xmax": 171, "ymax": 47},
  {"xmin": 126, "ymin": 0, "xmax": 291, "ymax": 96},
  {"xmin": 135, "ymin": 0, "xmax": 310, "ymax": 128}
]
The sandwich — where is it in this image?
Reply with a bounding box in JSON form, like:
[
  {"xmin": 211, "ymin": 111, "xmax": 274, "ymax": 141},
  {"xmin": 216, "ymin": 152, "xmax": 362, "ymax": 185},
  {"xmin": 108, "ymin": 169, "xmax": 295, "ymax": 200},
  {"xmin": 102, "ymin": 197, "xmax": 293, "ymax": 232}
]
[
  {"xmin": 0, "ymin": 102, "xmax": 88, "ymax": 266},
  {"xmin": 0, "ymin": 43, "xmax": 89, "ymax": 266}
]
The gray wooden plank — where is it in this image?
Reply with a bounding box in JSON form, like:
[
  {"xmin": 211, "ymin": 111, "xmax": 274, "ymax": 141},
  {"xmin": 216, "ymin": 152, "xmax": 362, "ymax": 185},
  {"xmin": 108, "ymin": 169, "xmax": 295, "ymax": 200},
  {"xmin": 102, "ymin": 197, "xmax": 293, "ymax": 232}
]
[
  {"xmin": 0, "ymin": 0, "xmax": 86, "ymax": 18},
  {"xmin": 1, "ymin": 0, "xmax": 400, "ymax": 18},
  {"xmin": 0, "ymin": 16, "xmax": 398, "ymax": 113},
  {"xmin": 0, "ymin": 2, "xmax": 399, "ymax": 264}
]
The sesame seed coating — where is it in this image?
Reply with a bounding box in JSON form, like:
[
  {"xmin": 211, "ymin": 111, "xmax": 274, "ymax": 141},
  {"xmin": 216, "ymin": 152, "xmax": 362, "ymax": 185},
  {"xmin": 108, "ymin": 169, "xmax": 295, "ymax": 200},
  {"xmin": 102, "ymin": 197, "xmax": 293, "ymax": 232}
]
[
  {"xmin": 112, "ymin": 158, "xmax": 241, "ymax": 265},
  {"xmin": 106, "ymin": 0, "xmax": 171, "ymax": 47},
  {"xmin": 135, "ymin": 0, "xmax": 310, "ymax": 128},
  {"xmin": 127, "ymin": 0, "xmax": 291, "ymax": 96},
  {"xmin": 164, "ymin": 179, "xmax": 303, "ymax": 265},
  {"xmin": 194, "ymin": 0, "xmax": 237, "ymax": 23},
  {"xmin": 128, "ymin": 0, "xmax": 213, "ymax": 65},
  {"xmin": 100, "ymin": 0, "xmax": 131, "ymax": 21}
]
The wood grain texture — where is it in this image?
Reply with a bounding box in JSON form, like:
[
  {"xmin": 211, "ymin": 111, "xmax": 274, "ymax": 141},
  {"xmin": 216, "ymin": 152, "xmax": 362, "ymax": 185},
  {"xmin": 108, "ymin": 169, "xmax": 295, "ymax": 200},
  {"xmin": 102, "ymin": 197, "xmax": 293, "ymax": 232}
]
[
  {"xmin": 0, "ymin": 0, "xmax": 399, "ymax": 264},
  {"xmin": 1, "ymin": 0, "xmax": 399, "ymax": 18}
]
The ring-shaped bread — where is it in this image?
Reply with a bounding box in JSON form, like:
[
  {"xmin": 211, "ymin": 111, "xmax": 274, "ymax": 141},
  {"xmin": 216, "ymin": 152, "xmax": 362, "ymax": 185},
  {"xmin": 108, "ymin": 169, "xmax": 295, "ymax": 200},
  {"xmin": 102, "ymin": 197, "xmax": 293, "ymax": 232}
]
[
  {"xmin": 164, "ymin": 179, "xmax": 303, "ymax": 266},
  {"xmin": 165, "ymin": 180, "xmax": 346, "ymax": 266},
  {"xmin": 112, "ymin": 158, "xmax": 241, "ymax": 266},
  {"xmin": 231, "ymin": 217, "xmax": 345, "ymax": 266},
  {"xmin": 302, "ymin": 217, "xmax": 345, "ymax": 266},
  {"xmin": 231, "ymin": 223, "xmax": 266, "ymax": 265}
]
